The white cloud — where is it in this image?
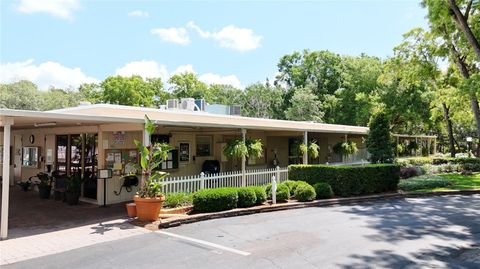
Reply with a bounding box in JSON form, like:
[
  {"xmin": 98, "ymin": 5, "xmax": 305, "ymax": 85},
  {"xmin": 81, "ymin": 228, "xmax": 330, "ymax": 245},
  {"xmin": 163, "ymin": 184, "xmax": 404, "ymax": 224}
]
[
  {"xmin": 187, "ymin": 21, "xmax": 262, "ymax": 52},
  {"xmin": 172, "ymin": 64, "xmax": 195, "ymax": 75},
  {"xmin": 16, "ymin": 0, "xmax": 80, "ymax": 20},
  {"xmin": 151, "ymin": 27, "xmax": 190, "ymax": 46},
  {"xmin": 0, "ymin": 59, "xmax": 98, "ymax": 90},
  {"xmin": 199, "ymin": 73, "xmax": 243, "ymax": 89},
  {"xmin": 115, "ymin": 60, "xmax": 169, "ymax": 80},
  {"xmin": 128, "ymin": 10, "xmax": 149, "ymax": 17}
]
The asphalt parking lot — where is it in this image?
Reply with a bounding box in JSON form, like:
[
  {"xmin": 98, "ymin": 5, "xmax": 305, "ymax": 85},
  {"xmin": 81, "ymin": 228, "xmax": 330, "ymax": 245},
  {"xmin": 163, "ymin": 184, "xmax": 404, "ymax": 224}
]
[{"xmin": 5, "ymin": 194, "xmax": 480, "ymax": 269}]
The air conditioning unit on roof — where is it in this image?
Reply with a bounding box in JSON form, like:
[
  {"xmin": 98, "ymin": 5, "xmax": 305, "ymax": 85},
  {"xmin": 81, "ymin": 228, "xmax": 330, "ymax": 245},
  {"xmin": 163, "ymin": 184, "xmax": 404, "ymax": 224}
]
[
  {"xmin": 230, "ymin": 105, "xmax": 241, "ymax": 116},
  {"xmin": 180, "ymin": 98, "xmax": 195, "ymax": 111},
  {"xmin": 195, "ymin": 99, "xmax": 206, "ymax": 111},
  {"xmin": 166, "ymin": 99, "xmax": 179, "ymax": 109}
]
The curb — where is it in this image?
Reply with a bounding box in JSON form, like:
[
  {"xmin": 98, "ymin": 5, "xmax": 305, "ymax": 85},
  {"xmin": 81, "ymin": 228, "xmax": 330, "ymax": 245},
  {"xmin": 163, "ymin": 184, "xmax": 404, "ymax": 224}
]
[{"xmin": 157, "ymin": 190, "xmax": 480, "ymax": 229}]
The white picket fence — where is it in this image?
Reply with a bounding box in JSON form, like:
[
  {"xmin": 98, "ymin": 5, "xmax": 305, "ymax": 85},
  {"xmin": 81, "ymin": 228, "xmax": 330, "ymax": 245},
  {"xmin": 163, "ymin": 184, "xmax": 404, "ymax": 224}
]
[{"xmin": 162, "ymin": 166, "xmax": 288, "ymax": 193}]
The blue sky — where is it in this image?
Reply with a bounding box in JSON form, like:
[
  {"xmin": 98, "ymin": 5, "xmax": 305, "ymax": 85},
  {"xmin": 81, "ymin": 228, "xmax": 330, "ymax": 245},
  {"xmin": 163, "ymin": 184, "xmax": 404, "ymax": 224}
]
[{"xmin": 0, "ymin": 0, "xmax": 429, "ymax": 90}]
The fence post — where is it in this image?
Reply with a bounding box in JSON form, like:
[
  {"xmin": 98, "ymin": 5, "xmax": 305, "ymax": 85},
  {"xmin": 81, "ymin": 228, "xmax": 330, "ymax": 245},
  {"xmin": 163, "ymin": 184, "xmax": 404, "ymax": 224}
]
[
  {"xmin": 200, "ymin": 172, "xmax": 205, "ymax": 189},
  {"xmin": 276, "ymin": 166, "xmax": 281, "ymax": 183},
  {"xmin": 271, "ymin": 175, "xmax": 277, "ymax": 204}
]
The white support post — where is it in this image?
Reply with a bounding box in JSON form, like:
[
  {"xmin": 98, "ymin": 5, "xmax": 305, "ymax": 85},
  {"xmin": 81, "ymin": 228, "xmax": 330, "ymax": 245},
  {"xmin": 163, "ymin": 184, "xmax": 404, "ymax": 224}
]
[
  {"xmin": 1, "ymin": 117, "xmax": 13, "ymax": 240},
  {"xmin": 271, "ymin": 175, "xmax": 277, "ymax": 205},
  {"xmin": 200, "ymin": 172, "xmax": 205, "ymax": 189},
  {"xmin": 241, "ymin": 129, "xmax": 246, "ymax": 187},
  {"xmin": 303, "ymin": 131, "xmax": 308, "ymax": 165}
]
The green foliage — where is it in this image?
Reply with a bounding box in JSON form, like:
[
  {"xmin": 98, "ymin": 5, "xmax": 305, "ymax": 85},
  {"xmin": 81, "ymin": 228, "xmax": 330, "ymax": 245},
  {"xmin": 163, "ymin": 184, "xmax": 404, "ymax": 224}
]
[
  {"xmin": 101, "ymin": 76, "xmax": 163, "ymax": 107},
  {"xmin": 396, "ymin": 157, "xmax": 433, "ymax": 166},
  {"xmin": 66, "ymin": 174, "xmax": 83, "ymax": 194},
  {"xmin": 192, "ymin": 188, "xmax": 239, "ymax": 213},
  {"xmin": 222, "ymin": 138, "xmax": 264, "ymax": 160},
  {"xmin": 236, "ymin": 187, "xmax": 257, "ymax": 208},
  {"xmin": 282, "ymin": 180, "xmax": 299, "ymax": 196},
  {"xmin": 366, "ymin": 112, "xmax": 394, "ymax": 163},
  {"xmin": 135, "ymin": 115, "xmax": 173, "ymax": 198},
  {"xmin": 275, "ymin": 184, "xmax": 290, "ymax": 202},
  {"xmin": 313, "ymin": 182, "xmax": 334, "ymax": 199},
  {"xmin": 333, "ymin": 141, "xmax": 358, "ymax": 157},
  {"xmin": 163, "ymin": 193, "xmax": 193, "ymax": 208},
  {"xmin": 288, "ymin": 164, "xmax": 400, "ymax": 197},
  {"xmin": 247, "ymin": 186, "xmax": 267, "ymax": 205},
  {"xmin": 241, "ymin": 83, "xmax": 284, "ymax": 119},
  {"xmin": 298, "ymin": 141, "xmax": 320, "ymax": 159},
  {"xmin": 168, "ymin": 72, "xmax": 207, "ymax": 99},
  {"xmin": 398, "ymin": 175, "xmax": 452, "ymax": 192},
  {"xmin": 293, "ymin": 181, "xmax": 316, "ymax": 202},
  {"xmin": 285, "ymin": 85, "xmax": 324, "ymax": 122},
  {"xmin": 246, "ymin": 138, "xmax": 264, "ymax": 159}
]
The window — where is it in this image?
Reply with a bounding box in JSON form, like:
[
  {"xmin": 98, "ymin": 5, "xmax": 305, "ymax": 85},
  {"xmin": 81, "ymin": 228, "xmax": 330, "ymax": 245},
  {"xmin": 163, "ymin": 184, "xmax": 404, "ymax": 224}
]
[
  {"xmin": 196, "ymin": 136, "xmax": 212, "ymax": 156},
  {"xmin": 22, "ymin": 147, "xmax": 39, "ymax": 168}
]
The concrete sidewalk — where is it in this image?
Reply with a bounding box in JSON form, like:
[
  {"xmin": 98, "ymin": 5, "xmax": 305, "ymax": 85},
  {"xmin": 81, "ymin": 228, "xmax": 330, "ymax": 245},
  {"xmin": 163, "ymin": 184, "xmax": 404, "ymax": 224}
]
[{"xmin": 0, "ymin": 218, "xmax": 150, "ymax": 265}]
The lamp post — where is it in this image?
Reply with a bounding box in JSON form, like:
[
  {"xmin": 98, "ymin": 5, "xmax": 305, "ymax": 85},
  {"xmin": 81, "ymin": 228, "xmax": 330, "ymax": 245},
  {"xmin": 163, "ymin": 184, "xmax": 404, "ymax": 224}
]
[{"xmin": 466, "ymin": 137, "xmax": 473, "ymax": 157}]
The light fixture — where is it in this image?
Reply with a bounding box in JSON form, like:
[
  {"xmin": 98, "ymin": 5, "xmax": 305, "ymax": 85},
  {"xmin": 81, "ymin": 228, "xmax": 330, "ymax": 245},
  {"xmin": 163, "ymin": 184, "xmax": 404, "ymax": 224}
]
[{"xmin": 34, "ymin": 122, "xmax": 57, "ymax": 127}]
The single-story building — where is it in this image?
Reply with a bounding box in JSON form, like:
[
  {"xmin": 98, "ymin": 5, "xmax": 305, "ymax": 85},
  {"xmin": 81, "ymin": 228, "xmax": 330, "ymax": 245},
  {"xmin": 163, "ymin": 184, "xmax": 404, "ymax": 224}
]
[{"xmin": 0, "ymin": 101, "xmax": 436, "ymax": 239}]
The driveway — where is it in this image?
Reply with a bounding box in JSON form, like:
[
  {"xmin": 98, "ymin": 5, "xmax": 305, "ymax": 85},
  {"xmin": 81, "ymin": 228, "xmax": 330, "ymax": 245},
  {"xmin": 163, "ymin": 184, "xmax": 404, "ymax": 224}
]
[{"xmin": 4, "ymin": 194, "xmax": 480, "ymax": 269}]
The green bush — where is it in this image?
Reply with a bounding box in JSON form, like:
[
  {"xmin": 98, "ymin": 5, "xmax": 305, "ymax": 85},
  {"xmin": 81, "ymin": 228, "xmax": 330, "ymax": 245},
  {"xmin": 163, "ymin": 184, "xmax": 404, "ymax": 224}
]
[
  {"xmin": 294, "ymin": 182, "xmax": 316, "ymax": 202},
  {"xmin": 236, "ymin": 187, "xmax": 257, "ymax": 208},
  {"xmin": 163, "ymin": 192, "xmax": 193, "ymax": 208},
  {"xmin": 193, "ymin": 188, "xmax": 238, "ymax": 213},
  {"xmin": 313, "ymin": 182, "xmax": 334, "ymax": 199},
  {"xmin": 275, "ymin": 184, "xmax": 290, "ymax": 202},
  {"xmin": 395, "ymin": 157, "xmax": 433, "ymax": 166},
  {"xmin": 283, "ymin": 180, "xmax": 299, "ymax": 196},
  {"xmin": 288, "ymin": 164, "xmax": 400, "ymax": 197},
  {"xmin": 247, "ymin": 186, "xmax": 267, "ymax": 205},
  {"xmin": 398, "ymin": 175, "xmax": 452, "ymax": 191}
]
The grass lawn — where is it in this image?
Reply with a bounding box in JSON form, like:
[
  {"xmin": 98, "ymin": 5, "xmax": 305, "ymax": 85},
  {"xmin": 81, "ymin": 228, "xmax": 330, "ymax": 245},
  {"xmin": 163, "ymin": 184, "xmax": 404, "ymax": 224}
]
[{"xmin": 399, "ymin": 173, "xmax": 480, "ymax": 192}]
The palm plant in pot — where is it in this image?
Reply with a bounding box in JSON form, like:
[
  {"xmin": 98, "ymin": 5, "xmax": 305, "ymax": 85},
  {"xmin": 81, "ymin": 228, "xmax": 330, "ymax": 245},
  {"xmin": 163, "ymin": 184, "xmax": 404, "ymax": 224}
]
[
  {"xmin": 65, "ymin": 173, "xmax": 83, "ymax": 205},
  {"xmin": 133, "ymin": 115, "xmax": 173, "ymax": 221},
  {"xmin": 36, "ymin": 173, "xmax": 53, "ymax": 199}
]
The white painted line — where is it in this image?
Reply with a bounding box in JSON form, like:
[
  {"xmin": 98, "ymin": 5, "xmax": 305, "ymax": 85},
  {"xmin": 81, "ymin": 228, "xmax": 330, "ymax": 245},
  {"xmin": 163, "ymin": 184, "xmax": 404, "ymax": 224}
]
[{"xmin": 156, "ymin": 230, "xmax": 251, "ymax": 256}]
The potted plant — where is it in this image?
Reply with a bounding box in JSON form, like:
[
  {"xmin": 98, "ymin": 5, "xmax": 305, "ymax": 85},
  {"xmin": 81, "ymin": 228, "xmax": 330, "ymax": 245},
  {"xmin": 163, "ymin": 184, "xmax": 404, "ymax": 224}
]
[
  {"xmin": 333, "ymin": 141, "xmax": 358, "ymax": 163},
  {"xmin": 65, "ymin": 174, "xmax": 83, "ymax": 205},
  {"xmin": 35, "ymin": 173, "xmax": 53, "ymax": 199},
  {"xmin": 222, "ymin": 138, "xmax": 264, "ymax": 162},
  {"xmin": 17, "ymin": 178, "xmax": 32, "ymax": 192},
  {"xmin": 298, "ymin": 140, "xmax": 320, "ymax": 159},
  {"xmin": 133, "ymin": 115, "xmax": 173, "ymax": 221}
]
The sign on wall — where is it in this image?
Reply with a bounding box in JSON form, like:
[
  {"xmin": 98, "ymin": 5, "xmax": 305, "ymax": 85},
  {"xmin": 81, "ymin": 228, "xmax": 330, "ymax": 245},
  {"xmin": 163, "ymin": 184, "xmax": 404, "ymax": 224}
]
[
  {"xmin": 112, "ymin": 132, "xmax": 126, "ymax": 145},
  {"xmin": 179, "ymin": 142, "xmax": 190, "ymax": 162}
]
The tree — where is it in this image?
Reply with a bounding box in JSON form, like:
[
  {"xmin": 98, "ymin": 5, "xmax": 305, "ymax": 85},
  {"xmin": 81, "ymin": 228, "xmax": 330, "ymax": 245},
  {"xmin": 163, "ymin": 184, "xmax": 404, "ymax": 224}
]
[
  {"xmin": 168, "ymin": 72, "xmax": 207, "ymax": 99},
  {"xmin": 100, "ymin": 76, "xmax": 163, "ymax": 106},
  {"xmin": 366, "ymin": 112, "xmax": 394, "ymax": 163},
  {"xmin": 285, "ymin": 85, "xmax": 324, "ymax": 122},
  {"xmin": 42, "ymin": 88, "xmax": 82, "ymax": 110},
  {"xmin": 241, "ymin": 83, "xmax": 284, "ymax": 119},
  {"xmin": 0, "ymin": 80, "xmax": 43, "ymax": 110},
  {"xmin": 204, "ymin": 84, "xmax": 243, "ymax": 105}
]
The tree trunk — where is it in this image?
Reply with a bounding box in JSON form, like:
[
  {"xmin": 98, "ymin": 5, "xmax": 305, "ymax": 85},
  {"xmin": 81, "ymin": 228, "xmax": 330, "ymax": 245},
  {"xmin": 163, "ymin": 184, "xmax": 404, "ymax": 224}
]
[
  {"xmin": 442, "ymin": 102, "xmax": 456, "ymax": 157},
  {"xmin": 448, "ymin": 0, "xmax": 480, "ymax": 62},
  {"xmin": 471, "ymin": 96, "xmax": 480, "ymax": 156}
]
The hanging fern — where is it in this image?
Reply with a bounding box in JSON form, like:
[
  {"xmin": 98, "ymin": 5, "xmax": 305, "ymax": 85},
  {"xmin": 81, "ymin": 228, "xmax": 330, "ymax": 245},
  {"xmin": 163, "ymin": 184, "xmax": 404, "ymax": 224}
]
[
  {"xmin": 299, "ymin": 143, "xmax": 308, "ymax": 155},
  {"xmin": 246, "ymin": 138, "xmax": 264, "ymax": 159},
  {"xmin": 333, "ymin": 141, "xmax": 358, "ymax": 156},
  {"xmin": 308, "ymin": 141, "xmax": 320, "ymax": 158},
  {"xmin": 223, "ymin": 139, "xmax": 248, "ymax": 159}
]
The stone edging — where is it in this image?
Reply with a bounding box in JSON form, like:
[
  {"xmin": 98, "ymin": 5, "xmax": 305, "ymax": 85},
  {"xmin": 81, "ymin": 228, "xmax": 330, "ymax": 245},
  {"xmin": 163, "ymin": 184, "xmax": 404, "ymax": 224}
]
[{"xmin": 158, "ymin": 189, "xmax": 480, "ymax": 229}]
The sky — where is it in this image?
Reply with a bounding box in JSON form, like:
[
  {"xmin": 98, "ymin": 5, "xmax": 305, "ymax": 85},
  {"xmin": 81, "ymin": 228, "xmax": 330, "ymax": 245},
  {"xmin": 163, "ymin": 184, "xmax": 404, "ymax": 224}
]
[{"xmin": 0, "ymin": 0, "xmax": 429, "ymax": 91}]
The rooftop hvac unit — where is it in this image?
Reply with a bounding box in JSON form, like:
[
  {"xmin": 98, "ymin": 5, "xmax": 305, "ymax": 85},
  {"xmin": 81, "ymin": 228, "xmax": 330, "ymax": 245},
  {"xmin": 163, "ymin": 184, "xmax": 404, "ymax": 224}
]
[
  {"xmin": 180, "ymin": 98, "xmax": 196, "ymax": 111},
  {"xmin": 230, "ymin": 105, "xmax": 241, "ymax": 116},
  {"xmin": 194, "ymin": 99, "xmax": 206, "ymax": 111},
  {"xmin": 166, "ymin": 99, "xmax": 179, "ymax": 109}
]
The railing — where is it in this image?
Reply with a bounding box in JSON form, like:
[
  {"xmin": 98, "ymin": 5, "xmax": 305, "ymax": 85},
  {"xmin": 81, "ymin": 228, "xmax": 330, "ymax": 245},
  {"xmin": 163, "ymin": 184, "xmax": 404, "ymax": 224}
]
[{"xmin": 162, "ymin": 166, "xmax": 288, "ymax": 193}]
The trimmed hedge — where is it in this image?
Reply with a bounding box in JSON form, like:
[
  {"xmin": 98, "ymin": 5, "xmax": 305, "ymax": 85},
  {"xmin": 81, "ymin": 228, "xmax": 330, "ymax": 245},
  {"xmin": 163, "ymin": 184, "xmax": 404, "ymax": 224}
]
[
  {"xmin": 247, "ymin": 186, "xmax": 267, "ymax": 205},
  {"xmin": 396, "ymin": 157, "xmax": 432, "ymax": 166},
  {"xmin": 294, "ymin": 182, "xmax": 316, "ymax": 202},
  {"xmin": 288, "ymin": 164, "xmax": 400, "ymax": 197},
  {"xmin": 193, "ymin": 188, "xmax": 238, "ymax": 213},
  {"xmin": 313, "ymin": 182, "xmax": 334, "ymax": 199},
  {"xmin": 266, "ymin": 183, "xmax": 290, "ymax": 202},
  {"xmin": 237, "ymin": 187, "xmax": 257, "ymax": 208}
]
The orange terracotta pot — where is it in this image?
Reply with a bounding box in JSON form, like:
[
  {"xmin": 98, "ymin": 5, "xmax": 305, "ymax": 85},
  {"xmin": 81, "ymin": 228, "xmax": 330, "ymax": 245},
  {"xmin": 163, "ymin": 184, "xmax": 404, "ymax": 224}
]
[
  {"xmin": 133, "ymin": 195, "xmax": 165, "ymax": 221},
  {"xmin": 126, "ymin": 203, "xmax": 137, "ymax": 218}
]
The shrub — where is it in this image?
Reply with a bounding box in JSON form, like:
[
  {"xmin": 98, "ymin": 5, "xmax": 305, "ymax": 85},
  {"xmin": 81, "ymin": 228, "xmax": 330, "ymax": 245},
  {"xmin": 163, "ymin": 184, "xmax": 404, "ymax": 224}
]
[
  {"xmin": 294, "ymin": 182, "xmax": 316, "ymax": 202},
  {"xmin": 236, "ymin": 187, "xmax": 257, "ymax": 208},
  {"xmin": 247, "ymin": 186, "xmax": 267, "ymax": 205},
  {"xmin": 288, "ymin": 164, "xmax": 400, "ymax": 197},
  {"xmin": 398, "ymin": 175, "xmax": 452, "ymax": 191},
  {"xmin": 313, "ymin": 182, "xmax": 334, "ymax": 199},
  {"xmin": 400, "ymin": 166, "xmax": 422, "ymax": 179},
  {"xmin": 275, "ymin": 184, "xmax": 290, "ymax": 202},
  {"xmin": 461, "ymin": 162, "xmax": 480, "ymax": 172},
  {"xmin": 192, "ymin": 188, "xmax": 238, "ymax": 213},
  {"xmin": 163, "ymin": 192, "xmax": 193, "ymax": 208},
  {"xmin": 395, "ymin": 157, "xmax": 433, "ymax": 167},
  {"xmin": 283, "ymin": 180, "xmax": 299, "ymax": 196}
]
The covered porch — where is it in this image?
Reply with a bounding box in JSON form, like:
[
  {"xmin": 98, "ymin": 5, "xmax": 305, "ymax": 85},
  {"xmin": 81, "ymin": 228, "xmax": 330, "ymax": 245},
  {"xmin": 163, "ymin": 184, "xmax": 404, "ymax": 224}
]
[{"xmin": 0, "ymin": 104, "xmax": 369, "ymax": 239}]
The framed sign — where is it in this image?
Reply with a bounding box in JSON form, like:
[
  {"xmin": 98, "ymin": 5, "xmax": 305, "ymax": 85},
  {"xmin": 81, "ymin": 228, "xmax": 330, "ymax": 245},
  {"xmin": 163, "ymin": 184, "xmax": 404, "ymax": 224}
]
[
  {"xmin": 98, "ymin": 169, "xmax": 112, "ymax": 179},
  {"xmin": 179, "ymin": 142, "xmax": 190, "ymax": 162}
]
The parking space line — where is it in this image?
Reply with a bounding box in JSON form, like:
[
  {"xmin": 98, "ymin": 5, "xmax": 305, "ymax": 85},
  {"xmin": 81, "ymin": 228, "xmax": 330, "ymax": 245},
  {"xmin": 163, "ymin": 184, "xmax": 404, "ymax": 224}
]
[{"xmin": 156, "ymin": 230, "xmax": 251, "ymax": 256}]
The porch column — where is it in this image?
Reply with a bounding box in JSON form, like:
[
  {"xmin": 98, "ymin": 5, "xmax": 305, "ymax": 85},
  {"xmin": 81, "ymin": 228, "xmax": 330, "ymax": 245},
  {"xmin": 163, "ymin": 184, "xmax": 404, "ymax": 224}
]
[
  {"xmin": 303, "ymin": 131, "xmax": 308, "ymax": 165},
  {"xmin": 1, "ymin": 117, "xmax": 13, "ymax": 240},
  {"xmin": 241, "ymin": 129, "xmax": 246, "ymax": 187}
]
